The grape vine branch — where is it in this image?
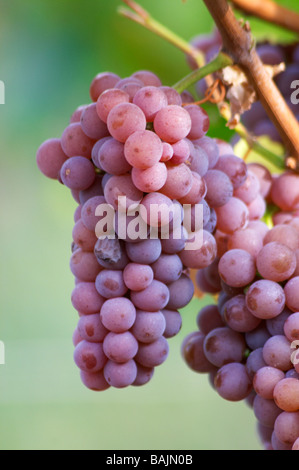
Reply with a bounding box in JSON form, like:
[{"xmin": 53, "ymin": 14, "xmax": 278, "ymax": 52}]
[
  {"xmin": 203, "ymin": 0, "xmax": 299, "ymax": 168},
  {"xmin": 230, "ymin": 0, "xmax": 299, "ymax": 34}
]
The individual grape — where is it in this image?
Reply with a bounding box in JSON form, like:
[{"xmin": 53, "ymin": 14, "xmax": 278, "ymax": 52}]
[
  {"xmin": 132, "ymin": 163, "xmax": 167, "ymax": 193},
  {"xmin": 104, "ymin": 174, "xmax": 143, "ymax": 211},
  {"xmin": 104, "ymin": 360, "xmax": 137, "ymax": 388},
  {"xmin": 61, "ymin": 123, "xmax": 95, "ymax": 158},
  {"xmin": 79, "ymin": 175, "xmax": 104, "ymax": 205},
  {"xmin": 74, "ymin": 341, "xmax": 107, "ymax": 373},
  {"xmin": 123, "ymin": 263, "xmax": 154, "ymax": 291},
  {"xmin": 95, "ymin": 270, "xmax": 128, "ymax": 299},
  {"xmin": 160, "ymin": 163, "xmax": 193, "ymax": 200},
  {"xmin": 80, "ymin": 103, "xmax": 109, "ymax": 140},
  {"xmin": 103, "ymin": 331, "xmax": 138, "ymax": 363},
  {"xmin": 267, "ymin": 308, "xmax": 292, "ymax": 336},
  {"xmin": 228, "ymin": 228, "xmax": 263, "ymax": 259},
  {"xmin": 263, "ymin": 335, "xmax": 292, "ymax": 371},
  {"xmin": 196, "ymin": 305, "xmax": 224, "ymax": 334},
  {"xmin": 70, "ymin": 105, "xmax": 88, "ymax": 124},
  {"xmin": 154, "ymin": 105, "xmax": 192, "ymax": 143},
  {"xmin": 179, "ymin": 172, "xmax": 207, "ymax": 205},
  {"xmin": 171, "ymin": 139, "xmax": 190, "ymax": 165},
  {"xmin": 162, "ymin": 309, "xmax": 182, "ymax": 338},
  {"xmin": 254, "ymin": 367, "xmax": 285, "ymax": 400},
  {"xmin": 90, "ymin": 72, "xmax": 120, "ymax": 101},
  {"xmin": 133, "ymin": 86, "xmax": 168, "ymax": 121},
  {"xmin": 234, "ymin": 171, "xmax": 261, "ymax": 205},
  {"xmin": 124, "ymin": 130, "xmax": 163, "ymax": 169},
  {"xmin": 133, "ymin": 364, "xmax": 155, "ymax": 386},
  {"xmin": 100, "ymin": 297, "xmax": 136, "ymax": 333},
  {"xmin": 91, "ymin": 137, "xmax": 111, "ymax": 168},
  {"xmin": 36, "ymin": 138, "xmax": 68, "ymax": 179},
  {"xmin": 182, "ymin": 332, "xmax": 215, "ymax": 374},
  {"xmin": 188, "ymin": 142, "xmax": 209, "ymax": 177},
  {"xmin": 132, "ymin": 70, "xmax": 162, "ymax": 87},
  {"xmin": 107, "ymin": 103, "xmax": 146, "ymax": 143},
  {"xmin": 215, "ymin": 197, "xmax": 249, "ymax": 234},
  {"xmin": 136, "ymin": 337, "xmax": 169, "ymax": 368},
  {"xmin": 185, "ymin": 105, "xmax": 209, "ymax": 140},
  {"xmin": 214, "ymin": 154, "xmax": 248, "ymax": 189},
  {"xmin": 214, "ymin": 363, "xmax": 252, "ymax": 402},
  {"xmin": 151, "ymin": 254, "xmax": 183, "ymax": 284},
  {"xmin": 223, "ymin": 295, "xmax": 261, "ymax": 333},
  {"xmin": 126, "ymin": 239, "xmax": 162, "ymax": 265},
  {"xmin": 78, "ymin": 314, "xmax": 108, "ymax": 343},
  {"xmin": 71, "ymin": 282, "xmax": 105, "ymax": 315},
  {"xmin": 273, "ymin": 211, "xmax": 294, "ymax": 226},
  {"xmin": 248, "ymin": 220, "xmax": 269, "ymax": 240},
  {"xmin": 253, "ymin": 395, "xmax": 282, "ymax": 428},
  {"xmin": 193, "ymin": 136, "xmax": 219, "ymax": 169},
  {"xmin": 141, "ymin": 192, "xmax": 174, "ymax": 229},
  {"xmin": 293, "ymin": 438, "xmax": 299, "ymax": 450},
  {"xmin": 219, "ymin": 249, "xmax": 256, "ymax": 288},
  {"xmin": 274, "ymin": 411, "xmax": 299, "ymax": 445},
  {"xmin": 203, "ymin": 327, "xmax": 246, "ymax": 368},
  {"xmin": 72, "ymin": 219, "xmax": 98, "ymax": 252},
  {"xmin": 204, "ymin": 170, "xmax": 234, "ymax": 208},
  {"xmin": 74, "ymin": 206, "xmax": 82, "ymax": 223},
  {"xmin": 248, "ymin": 163, "xmax": 272, "ymax": 199},
  {"xmin": 159, "ymin": 86, "xmax": 182, "ymax": 106},
  {"xmin": 273, "ymin": 378, "xmax": 299, "ymax": 412},
  {"xmin": 246, "ymin": 280, "xmax": 285, "ymax": 320},
  {"xmin": 215, "ymin": 139, "xmax": 234, "ymax": 156},
  {"xmin": 248, "ymin": 194, "xmax": 267, "ymax": 221},
  {"xmin": 246, "ymin": 348, "xmax": 267, "ymax": 380},
  {"xmin": 256, "ymin": 242, "xmax": 296, "ymax": 282},
  {"xmin": 284, "ymin": 277, "xmax": 299, "ymax": 312},
  {"xmin": 81, "ymin": 195, "xmax": 106, "ymax": 232},
  {"xmin": 180, "ymin": 230, "xmax": 217, "ymax": 269},
  {"xmin": 271, "ymin": 431, "xmax": 293, "ymax": 451},
  {"xmin": 257, "ymin": 44, "xmax": 285, "ymax": 65},
  {"xmin": 96, "ymin": 88, "xmax": 130, "ymax": 123},
  {"xmin": 245, "ymin": 323, "xmax": 271, "ymax": 350},
  {"xmin": 161, "ymin": 226, "xmax": 188, "ymax": 255},
  {"xmin": 70, "ymin": 249, "xmax": 102, "ymax": 282},
  {"xmin": 271, "ymin": 172, "xmax": 299, "ymax": 211},
  {"xmin": 196, "ymin": 270, "xmax": 221, "ymax": 295},
  {"xmin": 115, "ymin": 77, "xmax": 143, "ymax": 89},
  {"xmin": 264, "ymin": 225, "xmax": 299, "ymax": 251},
  {"xmin": 167, "ymin": 274, "xmax": 195, "ymax": 310},
  {"xmin": 94, "ymin": 239, "xmax": 130, "ymax": 271},
  {"xmin": 80, "ymin": 370, "xmax": 110, "ymax": 392},
  {"xmin": 284, "ymin": 312, "xmax": 299, "ymax": 342},
  {"xmin": 131, "ymin": 310, "xmax": 166, "ymax": 343},
  {"xmin": 130, "ymin": 280, "xmax": 170, "ymax": 312},
  {"xmin": 203, "ymin": 258, "xmax": 222, "ymax": 291},
  {"xmin": 60, "ymin": 157, "xmax": 95, "ymax": 191},
  {"xmin": 161, "ymin": 142, "xmax": 174, "ymax": 162},
  {"xmin": 98, "ymin": 138, "xmax": 132, "ymax": 175}
]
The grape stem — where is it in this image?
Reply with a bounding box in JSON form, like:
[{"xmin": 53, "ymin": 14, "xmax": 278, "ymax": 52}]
[
  {"xmin": 203, "ymin": 0, "xmax": 299, "ymax": 167},
  {"xmin": 230, "ymin": 0, "xmax": 299, "ymax": 34},
  {"xmin": 118, "ymin": 0, "xmax": 205, "ymax": 67},
  {"xmin": 173, "ymin": 53, "xmax": 233, "ymax": 94},
  {"xmin": 118, "ymin": 0, "xmax": 286, "ymax": 170}
]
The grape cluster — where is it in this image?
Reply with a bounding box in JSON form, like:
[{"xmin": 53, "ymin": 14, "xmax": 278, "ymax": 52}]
[
  {"xmin": 188, "ymin": 30, "xmax": 299, "ymax": 142},
  {"xmin": 37, "ymin": 69, "xmax": 239, "ymax": 391},
  {"xmin": 183, "ymin": 165, "xmax": 299, "ymax": 451}
]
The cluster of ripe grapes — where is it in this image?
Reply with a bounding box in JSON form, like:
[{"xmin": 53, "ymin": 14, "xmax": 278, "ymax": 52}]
[
  {"xmin": 189, "ymin": 29, "xmax": 299, "ymax": 142},
  {"xmin": 36, "ymin": 61, "xmax": 299, "ymax": 448}
]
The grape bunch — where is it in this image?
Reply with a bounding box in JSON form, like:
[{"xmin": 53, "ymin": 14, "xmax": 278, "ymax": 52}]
[
  {"xmin": 182, "ymin": 165, "xmax": 299, "ymax": 451},
  {"xmin": 36, "ymin": 69, "xmax": 237, "ymax": 392},
  {"xmin": 188, "ymin": 30, "xmax": 299, "ymax": 142}
]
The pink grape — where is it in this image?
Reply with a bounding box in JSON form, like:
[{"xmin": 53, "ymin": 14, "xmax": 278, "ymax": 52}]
[
  {"xmin": 218, "ymin": 249, "xmax": 256, "ymax": 288},
  {"xmin": 215, "ymin": 197, "xmax": 249, "ymax": 234},
  {"xmin": 99, "ymin": 138, "xmax": 132, "ymax": 175},
  {"xmin": 263, "ymin": 335, "xmax": 293, "ymax": 371},
  {"xmin": 215, "ymin": 154, "xmax": 248, "ymax": 189},
  {"xmin": 133, "ymin": 365, "xmax": 155, "ymax": 387},
  {"xmin": 104, "ymin": 360, "xmax": 137, "ymax": 388},
  {"xmin": 80, "ymin": 103, "xmax": 109, "ymax": 140},
  {"xmin": 131, "ymin": 310, "xmax": 166, "ymax": 343},
  {"xmin": 133, "ymin": 86, "xmax": 168, "ymax": 121},
  {"xmin": 90, "ymin": 72, "xmax": 120, "ymax": 101},
  {"xmin": 214, "ymin": 363, "xmax": 252, "ymax": 402},
  {"xmin": 78, "ymin": 314, "xmax": 108, "ymax": 343},
  {"xmin": 136, "ymin": 337, "xmax": 169, "ymax": 368},
  {"xmin": 180, "ymin": 230, "xmax": 217, "ymax": 269},
  {"xmin": 204, "ymin": 327, "xmax": 246, "ymax": 368},
  {"xmin": 271, "ymin": 172, "xmax": 299, "ymax": 211},
  {"xmin": 284, "ymin": 277, "xmax": 299, "ymax": 312},
  {"xmin": 274, "ymin": 412, "xmax": 299, "ymax": 445},
  {"xmin": 74, "ymin": 341, "xmax": 107, "ymax": 373},
  {"xmin": 284, "ymin": 312, "xmax": 299, "ymax": 342},
  {"xmin": 264, "ymin": 224, "xmax": 299, "ymax": 251},
  {"xmin": 223, "ymin": 295, "xmax": 261, "ymax": 332},
  {"xmin": 123, "ymin": 263, "xmax": 154, "ymax": 291},
  {"xmin": 71, "ymin": 282, "xmax": 105, "ymax": 315},
  {"xmin": 70, "ymin": 249, "xmax": 102, "ymax": 282},
  {"xmin": 104, "ymin": 174, "xmax": 143, "ymax": 210},
  {"xmin": 95, "ymin": 270, "xmax": 128, "ymax": 299},
  {"xmin": 185, "ymin": 105, "xmax": 209, "ymax": 140},
  {"xmin": 100, "ymin": 297, "xmax": 136, "ymax": 333},
  {"xmin": 103, "ymin": 332, "xmax": 138, "ymax": 363},
  {"xmin": 60, "ymin": 157, "xmax": 95, "ymax": 190},
  {"xmin": 273, "ymin": 378, "xmax": 299, "ymax": 412},
  {"xmin": 132, "ymin": 71, "xmax": 162, "ymax": 87},
  {"xmin": 197, "ymin": 305, "xmax": 224, "ymax": 335},
  {"xmin": 246, "ymin": 280, "xmax": 285, "ymax": 319},
  {"xmin": 256, "ymin": 242, "xmax": 296, "ymax": 282},
  {"xmin": 107, "ymin": 103, "xmax": 146, "ymax": 143},
  {"xmin": 130, "ymin": 280, "xmax": 170, "ymax": 312},
  {"xmin": 254, "ymin": 367, "xmax": 285, "ymax": 400},
  {"xmin": 80, "ymin": 370, "xmax": 110, "ymax": 392},
  {"xmin": 132, "ymin": 162, "xmax": 167, "ymax": 192},
  {"xmin": 162, "ymin": 310, "xmax": 182, "ymax": 338},
  {"xmin": 96, "ymin": 88, "xmax": 130, "ymax": 123},
  {"xmin": 154, "ymin": 105, "xmax": 192, "ymax": 143},
  {"xmin": 61, "ymin": 123, "xmax": 95, "ymax": 158},
  {"xmin": 182, "ymin": 332, "xmax": 216, "ymax": 374},
  {"xmin": 124, "ymin": 130, "xmax": 163, "ymax": 169},
  {"xmin": 36, "ymin": 138, "xmax": 68, "ymax": 179}
]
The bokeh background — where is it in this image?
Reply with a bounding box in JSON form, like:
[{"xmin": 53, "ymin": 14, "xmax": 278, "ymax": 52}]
[{"xmin": 1, "ymin": 0, "xmax": 298, "ymax": 451}]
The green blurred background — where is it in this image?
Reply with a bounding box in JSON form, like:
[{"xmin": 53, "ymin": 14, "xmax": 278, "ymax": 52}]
[{"xmin": 1, "ymin": 0, "xmax": 298, "ymax": 451}]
